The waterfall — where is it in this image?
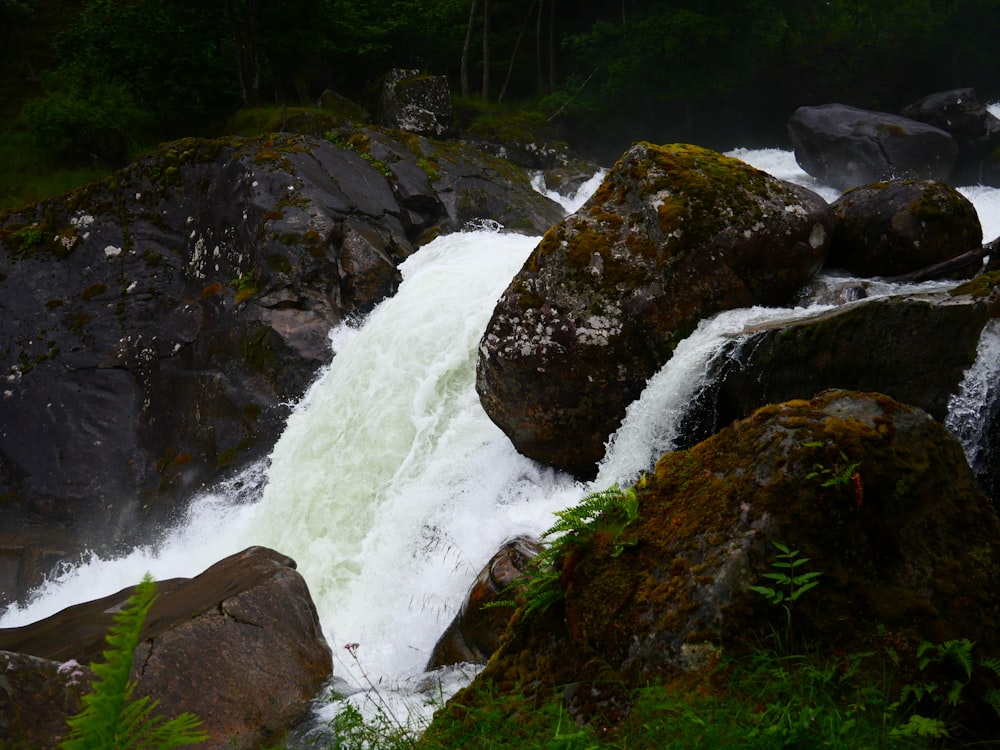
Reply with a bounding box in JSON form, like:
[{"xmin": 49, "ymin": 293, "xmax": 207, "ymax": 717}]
[
  {"xmin": 946, "ymin": 319, "xmax": 1000, "ymax": 470},
  {"xmin": 2, "ymin": 146, "xmax": 999, "ymax": 736},
  {"xmin": 237, "ymin": 228, "xmax": 582, "ymax": 694}
]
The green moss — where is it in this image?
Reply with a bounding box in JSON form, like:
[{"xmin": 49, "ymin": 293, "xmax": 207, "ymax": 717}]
[{"xmin": 949, "ymin": 270, "xmax": 1000, "ymax": 298}]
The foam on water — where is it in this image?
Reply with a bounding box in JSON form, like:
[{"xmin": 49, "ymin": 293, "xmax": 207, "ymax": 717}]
[{"xmin": 3, "ymin": 138, "xmax": 1000, "ymax": 736}]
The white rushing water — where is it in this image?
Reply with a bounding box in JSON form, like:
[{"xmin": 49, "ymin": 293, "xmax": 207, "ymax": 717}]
[{"xmin": 2, "ymin": 145, "xmax": 999, "ymax": 733}]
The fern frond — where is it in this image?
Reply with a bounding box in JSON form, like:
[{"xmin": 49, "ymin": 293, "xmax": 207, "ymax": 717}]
[
  {"xmin": 978, "ymin": 656, "xmax": 1000, "ymax": 679},
  {"xmin": 939, "ymin": 639, "xmax": 975, "ymax": 679},
  {"xmin": 59, "ymin": 573, "xmax": 207, "ymax": 750}
]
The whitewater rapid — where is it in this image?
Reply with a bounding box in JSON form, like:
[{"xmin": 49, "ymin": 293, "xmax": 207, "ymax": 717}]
[{"xmin": 2, "ymin": 145, "xmax": 998, "ymax": 731}]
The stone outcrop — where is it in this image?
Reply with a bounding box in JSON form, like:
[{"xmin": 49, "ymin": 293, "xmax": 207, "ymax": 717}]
[
  {"xmin": 0, "ymin": 546, "xmax": 331, "ymax": 750},
  {"xmin": 427, "ymin": 536, "xmax": 542, "ymax": 669},
  {"xmin": 430, "ymin": 390, "xmax": 1000, "ymax": 737},
  {"xmin": 788, "ymin": 103, "xmax": 958, "ymax": 190},
  {"xmin": 827, "ymin": 180, "xmax": 982, "ymax": 277},
  {"xmin": 476, "ymin": 142, "xmax": 832, "ymax": 475},
  {"xmin": 0, "ymin": 127, "xmax": 564, "ymax": 605}
]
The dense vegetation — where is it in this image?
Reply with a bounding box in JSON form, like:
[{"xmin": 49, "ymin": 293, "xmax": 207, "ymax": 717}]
[{"xmin": 2, "ymin": 0, "xmax": 999, "ymax": 206}]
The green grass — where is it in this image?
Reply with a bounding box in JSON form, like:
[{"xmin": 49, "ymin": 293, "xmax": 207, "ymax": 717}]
[{"xmin": 292, "ymin": 645, "xmax": 951, "ymax": 750}]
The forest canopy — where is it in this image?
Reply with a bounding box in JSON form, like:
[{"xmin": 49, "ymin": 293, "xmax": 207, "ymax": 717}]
[{"xmin": 4, "ymin": 0, "xmax": 1000, "ymax": 165}]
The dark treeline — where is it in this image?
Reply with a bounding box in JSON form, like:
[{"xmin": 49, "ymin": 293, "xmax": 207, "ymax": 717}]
[{"xmin": 3, "ymin": 0, "xmax": 999, "ymax": 165}]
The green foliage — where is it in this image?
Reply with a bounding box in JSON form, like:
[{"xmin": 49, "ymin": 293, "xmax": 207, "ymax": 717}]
[
  {"xmin": 896, "ymin": 638, "xmax": 1000, "ymax": 736},
  {"xmin": 491, "ymin": 483, "xmax": 639, "ymax": 619},
  {"xmin": 24, "ymin": 75, "xmax": 155, "ymax": 166},
  {"xmin": 59, "ymin": 573, "xmax": 207, "ymax": 750},
  {"xmin": 749, "ymin": 541, "xmax": 821, "ymax": 653}
]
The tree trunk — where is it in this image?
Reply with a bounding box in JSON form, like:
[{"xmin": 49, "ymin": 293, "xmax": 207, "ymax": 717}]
[
  {"xmin": 227, "ymin": 0, "xmax": 262, "ymax": 106},
  {"xmin": 548, "ymin": 0, "xmax": 556, "ymax": 92},
  {"xmin": 499, "ymin": 0, "xmax": 538, "ymax": 103},
  {"xmin": 461, "ymin": 0, "xmax": 478, "ymax": 98},
  {"xmin": 482, "ymin": 0, "xmax": 491, "ymax": 100},
  {"xmin": 536, "ymin": 0, "xmax": 544, "ymax": 95}
]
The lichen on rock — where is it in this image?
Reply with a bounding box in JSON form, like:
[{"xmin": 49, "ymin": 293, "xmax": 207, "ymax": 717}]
[{"xmin": 476, "ymin": 142, "xmax": 833, "ymax": 475}]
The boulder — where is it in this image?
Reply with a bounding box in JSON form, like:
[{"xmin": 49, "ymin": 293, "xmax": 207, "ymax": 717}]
[
  {"xmin": 901, "ymin": 88, "xmax": 1000, "ymax": 186},
  {"xmin": 826, "ymin": 180, "xmax": 982, "ymax": 277},
  {"xmin": 373, "ymin": 68, "xmax": 453, "ymax": 137},
  {"xmin": 0, "ymin": 546, "xmax": 332, "ymax": 750},
  {"xmin": 680, "ymin": 284, "xmax": 1000, "ymax": 454},
  {"xmin": 0, "ymin": 127, "xmax": 563, "ymax": 605},
  {"xmin": 788, "ymin": 103, "xmax": 958, "ymax": 190},
  {"xmin": 438, "ymin": 390, "xmax": 1000, "ymax": 735},
  {"xmin": 427, "ymin": 536, "xmax": 542, "ymax": 669},
  {"xmin": 476, "ymin": 142, "xmax": 832, "ymax": 475}
]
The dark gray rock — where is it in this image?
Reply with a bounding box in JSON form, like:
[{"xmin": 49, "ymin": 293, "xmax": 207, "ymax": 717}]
[
  {"xmin": 901, "ymin": 88, "xmax": 1000, "ymax": 186},
  {"xmin": 0, "ymin": 130, "xmax": 563, "ymax": 605},
  {"xmin": 788, "ymin": 103, "xmax": 958, "ymax": 190},
  {"xmin": 374, "ymin": 68, "xmax": 454, "ymax": 137}
]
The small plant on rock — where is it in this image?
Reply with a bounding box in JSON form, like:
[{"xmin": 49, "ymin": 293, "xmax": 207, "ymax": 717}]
[{"xmin": 749, "ymin": 541, "xmax": 822, "ymax": 654}]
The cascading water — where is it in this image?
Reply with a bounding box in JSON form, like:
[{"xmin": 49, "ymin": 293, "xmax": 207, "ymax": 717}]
[
  {"xmin": 947, "ymin": 319, "xmax": 1000, "ymax": 472},
  {"xmin": 2, "ymin": 144, "xmax": 999, "ymax": 737}
]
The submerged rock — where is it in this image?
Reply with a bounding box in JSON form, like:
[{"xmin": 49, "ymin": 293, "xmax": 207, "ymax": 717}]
[
  {"xmin": 0, "ymin": 546, "xmax": 331, "ymax": 750},
  {"xmin": 437, "ymin": 390, "xmax": 1000, "ymax": 737},
  {"xmin": 477, "ymin": 142, "xmax": 832, "ymax": 475}
]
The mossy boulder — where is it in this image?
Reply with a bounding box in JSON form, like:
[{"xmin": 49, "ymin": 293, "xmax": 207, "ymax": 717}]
[
  {"xmin": 432, "ymin": 390, "xmax": 1000, "ymax": 736},
  {"xmin": 688, "ymin": 284, "xmax": 1000, "ymax": 440},
  {"xmin": 828, "ymin": 180, "xmax": 982, "ymax": 277},
  {"xmin": 476, "ymin": 142, "xmax": 833, "ymax": 475}
]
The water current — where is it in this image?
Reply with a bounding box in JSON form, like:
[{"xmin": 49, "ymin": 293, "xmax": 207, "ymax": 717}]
[{"xmin": 2, "ymin": 142, "xmax": 999, "ymax": 734}]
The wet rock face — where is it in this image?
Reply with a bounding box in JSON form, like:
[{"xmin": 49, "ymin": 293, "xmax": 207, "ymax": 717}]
[
  {"xmin": 0, "ymin": 546, "xmax": 332, "ymax": 750},
  {"xmin": 476, "ymin": 142, "xmax": 832, "ymax": 475},
  {"xmin": 788, "ymin": 103, "xmax": 958, "ymax": 191},
  {"xmin": 456, "ymin": 390, "xmax": 1000, "ymax": 732},
  {"xmin": 827, "ymin": 180, "xmax": 982, "ymax": 277},
  {"xmin": 0, "ymin": 129, "xmax": 564, "ymax": 605}
]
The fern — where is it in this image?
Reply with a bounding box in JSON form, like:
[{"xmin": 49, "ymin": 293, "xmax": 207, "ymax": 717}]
[
  {"xmin": 60, "ymin": 573, "xmax": 208, "ymax": 750},
  {"xmin": 489, "ymin": 483, "xmax": 640, "ymax": 618}
]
